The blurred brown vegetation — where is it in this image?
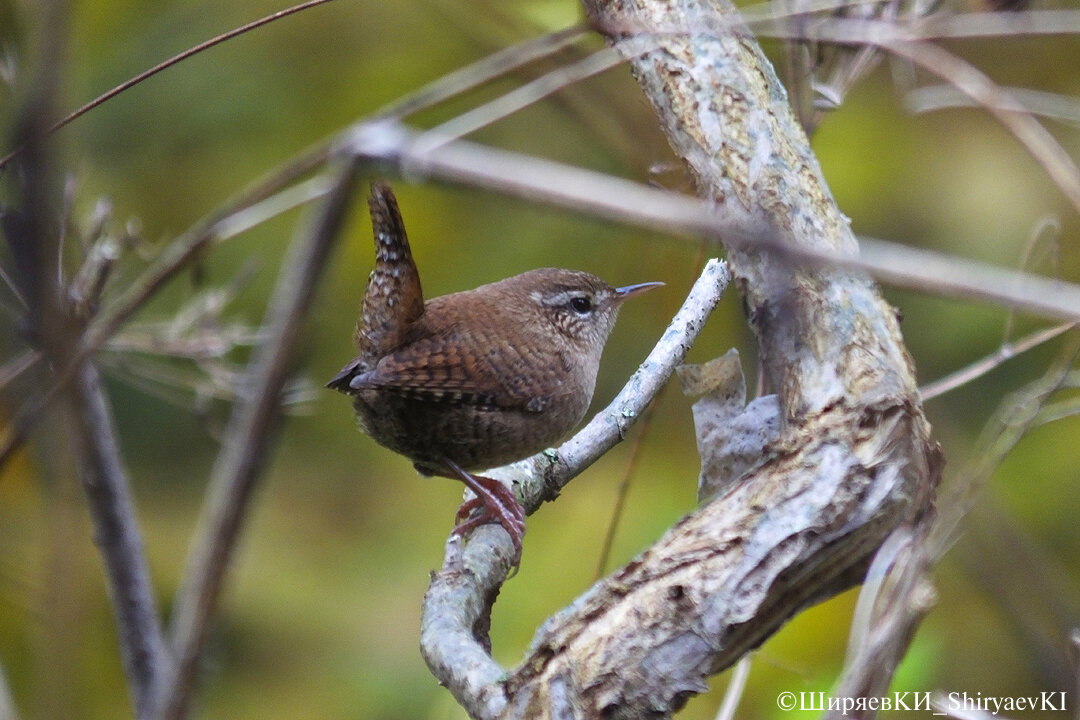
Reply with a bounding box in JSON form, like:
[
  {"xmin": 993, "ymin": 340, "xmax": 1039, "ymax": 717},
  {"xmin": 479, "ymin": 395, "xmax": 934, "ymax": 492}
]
[{"xmin": 1, "ymin": 1, "xmax": 1078, "ymax": 719}]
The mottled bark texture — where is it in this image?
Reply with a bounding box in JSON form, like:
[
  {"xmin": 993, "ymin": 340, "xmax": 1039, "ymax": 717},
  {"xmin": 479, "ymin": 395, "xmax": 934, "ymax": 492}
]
[
  {"xmin": 500, "ymin": 0, "xmax": 941, "ymax": 716},
  {"xmin": 422, "ymin": 0, "xmax": 942, "ymax": 717}
]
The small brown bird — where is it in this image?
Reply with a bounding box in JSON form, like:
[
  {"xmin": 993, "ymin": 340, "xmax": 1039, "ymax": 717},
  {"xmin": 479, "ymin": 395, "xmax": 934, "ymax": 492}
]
[{"xmin": 328, "ymin": 182, "xmax": 661, "ymax": 563}]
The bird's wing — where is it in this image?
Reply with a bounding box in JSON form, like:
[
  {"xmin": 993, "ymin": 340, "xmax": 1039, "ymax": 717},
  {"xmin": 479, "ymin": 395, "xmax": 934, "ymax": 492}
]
[{"xmin": 345, "ymin": 334, "xmax": 549, "ymax": 412}]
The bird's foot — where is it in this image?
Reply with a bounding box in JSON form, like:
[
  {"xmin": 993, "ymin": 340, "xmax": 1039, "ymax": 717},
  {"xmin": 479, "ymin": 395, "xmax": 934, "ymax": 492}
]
[{"xmin": 446, "ymin": 460, "xmax": 525, "ymax": 570}]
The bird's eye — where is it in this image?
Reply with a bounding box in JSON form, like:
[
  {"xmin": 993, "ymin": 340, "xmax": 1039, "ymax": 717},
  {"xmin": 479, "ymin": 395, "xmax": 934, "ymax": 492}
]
[{"xmin": 569, "ymin": 296, "xmax": 592, "ymax": 314}]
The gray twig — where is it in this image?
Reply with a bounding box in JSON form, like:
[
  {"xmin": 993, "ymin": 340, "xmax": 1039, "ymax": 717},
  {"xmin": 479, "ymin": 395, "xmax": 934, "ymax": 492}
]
[
  {"xmin": 152, "ymin": 157, "xmax": 361, "ymax": 720},
  {"xmin": 343, "ymin": 121, "xmax": 1080, "ymax": 324},
  {"xmin": 0, "ymin": 654, "xmax": 18, "ymax": 720},
  {"xmin": 67, "ymin": 363, "xmax": 172, "ymax": 718},
  {"xmin": 0, "ymin": 143, "xmax": 330, "ymax": 472},
  {"xmin": 419, "ymin": 258, "xmax": 729, "ymax": 719}
]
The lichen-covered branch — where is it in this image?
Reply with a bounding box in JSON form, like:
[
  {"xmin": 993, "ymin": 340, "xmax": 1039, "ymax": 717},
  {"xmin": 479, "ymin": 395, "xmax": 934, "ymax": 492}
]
[
  {"xmin": 415, "ymin": 0, "xmax": 943, "ymax": 716},
  {"xmin": 489, "ymin": 0, "xmax": 943, "ymax": 715},
  {"xmin": 419, "ymin": 259, "xmax": 730, "ymax": 719}
]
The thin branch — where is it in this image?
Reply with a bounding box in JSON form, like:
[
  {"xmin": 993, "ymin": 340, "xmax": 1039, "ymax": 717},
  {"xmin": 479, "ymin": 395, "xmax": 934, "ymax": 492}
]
[
  {"xmin": 0, "ymin": 349, "xmax": 40, "ymax": 391},
  {"xmin": 920, "ymin": 322, "xmax": 1075, "ymax": 400},
  {"xmin": 714, "ymin": 656, "xmax": 752, "ymax": 720},
  {"xmin": 928, "ymin": 332, "xmax": 1080, "ymax": 557},
  {"xmin": 152, "ymin": 156, "xmax": 361, "ymax": 720},
  {"xmin": 0, "ymin": 656, "xmax": 18, "ymax": 720},
  {"xmin": 832, "ymin": 333, "xmax": 1080, "ymax": 713},
  {"xmin": 0, "ymin": 260, "xmax": 29, "ymax": 312},
  {"xmin": 1004, "ymin": 215, "xmax": 1061, "ymax": 344},
  {"xmin": 745, "ymin": 8, "xmax": 1080, "ymax": 41},
  {"xmin": 905, "ymin": 85, "xmax": 1080, "ymax": 127},
  {"xmin": 420, "ymin": 259, "xmax": 730, "ymax": 718},
  {"xmin": 594, "ymin": 398, "xmax": 657, "ymax": 580},
  {"xmin": 373, "ymin": 25, "xmax": 589, "ymax": 122},
  {"xmin": 415, "ymin": 46, "xmax": 626, "ymax": 152},
  {"xmin": 1034, "ymin": 392, "xmax": 1080, "ymax": 427},
  {"xmin": 0, "ymin": 0, "xmax": 342, "ymax": 170},
  {"xmin": 0, "ymin": 141, "xmax": 330, "ymax": 472},
  {"xmin": 66, "ymin": 363, "xmax": 171, "ymax": 719},
  {"xmin": 344, "ymin": 120, "xmax": 1080, "ymax": 324}
]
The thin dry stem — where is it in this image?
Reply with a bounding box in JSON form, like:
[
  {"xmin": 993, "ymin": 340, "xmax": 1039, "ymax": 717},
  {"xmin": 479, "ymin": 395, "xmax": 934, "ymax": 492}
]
[
  {"xmin": 343, "ymin": 122, "xmax": 1080, "ymax": 323},
  {"xmin": 920, "ymin": 322, "xmax": 1075, "ymax": 401},
  {"xmin": 0, "ymin": 140, "xmax": 330, "ymax": 472},
  {"xmin": 67, "ymin": 363, "xmax": 172, "ymax": 719},
  {"xmin": 0, "ymin": 659, "xmax": 15, "ymax": 720},
  {"xmin": 929, "ymin": 332, "xmax": 1080, "ymax": 556},
  {"xmin": 153, "ymin": 157, "xmax": 360, "ymax": 720},
  {"xmin": 0, "ymin": 0, "xmax": 341, "ymax": 171},
  {"xmin": 713, "ymin": 656, "xmax": 752, "ymax": 720},
  {"xmin": 594, "ymin": 397, "xmax": 658, "ymax": 580},
  {"xmin": 416, "ymin": 46, "xmax": 627, "ymax": 151},
  {"xmin": 373, "ymin": 25, "xmax": 590, "ymax": 122}
]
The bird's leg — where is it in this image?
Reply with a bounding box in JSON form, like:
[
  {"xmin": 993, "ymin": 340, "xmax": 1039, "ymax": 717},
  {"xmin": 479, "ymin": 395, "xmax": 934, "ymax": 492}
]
[{"xmin": 445, "ymin": 459, "xmax": 525, "ymax": 564}]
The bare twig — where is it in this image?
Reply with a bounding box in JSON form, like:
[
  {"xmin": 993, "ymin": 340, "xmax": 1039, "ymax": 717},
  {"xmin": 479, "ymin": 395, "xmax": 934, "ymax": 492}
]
[
  {"xmin": 920, "ymin": 322, "xmax": 1075, "ymax": 400},
  {"xmin": 0, "ymin": 349, "xmax": 40, "ymax": 391},
  {"xmin": 0, "ymin": 656, "xmax": 18, "ymax": 720},
  {"xmin": 153, "ymin": 156, "xmax": 361, "ymax": 720},
  {"xmin": 1034, "ymin": 391, "xmax": 1080, "ymax": 427},
  {"xmin": 420, "ymin": 258, "xmax": 730, "ymax": 718},
  {"xmin": 373, "ymin": 25, "xmax": 589, "ymax": 122},
  {"xmin": 343, "ymin": 122, "xmax": 1080, "ymax": 324},
  {"xmin": 0, "ymin": 0, "xmax": 342, "ymax": 171},
  {"xmin": 714, "ymin": 656, "xmax": 752, "ymax": 720},
  {"xmin": 905, "ymin": 85, "xmax": 1080, "ymax": 127},
  {"xmin": 1004, "ymin": 216, "xmax": 1061, "ymax": 344},
  {"xmin": 415, "ymin": 46, "xmax": 627, "ymax": 151},
  {"xmin": 594, "ymin": 397, "xmax": 658, "ymax": 580},
  {"xmin": 66, "ymin": 363, "xmax": 172, "ymax": 719},
  {"xmin": 832, "ymin": 333, "xmax": 1080, "ymax": 710},
  {"xmin": 0, "ymin": 141, "xmax": 330, "ymax": 472},
  {"xmin": 0, "ymin": 258, "xmax": 30, "ymax": 312},
  {"xmin": 744, "ymin": 7, "xmax": 1080, "ymax": 41},
  {"xmin": 929, "ymin": 332, "xmax": 1080, "ymax": 556}
]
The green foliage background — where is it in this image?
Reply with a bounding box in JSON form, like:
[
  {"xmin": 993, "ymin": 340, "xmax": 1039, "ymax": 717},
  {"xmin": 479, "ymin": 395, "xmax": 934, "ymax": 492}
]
[{"xmin": 1, "ymin": 1, "xmax": 1079, "ymax": 718}]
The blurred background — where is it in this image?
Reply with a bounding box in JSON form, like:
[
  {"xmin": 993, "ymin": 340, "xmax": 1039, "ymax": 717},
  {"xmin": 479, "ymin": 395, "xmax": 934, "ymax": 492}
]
[{"xmin": 0, "ymin": 0, "xmax": 1078, "ymax": 718}]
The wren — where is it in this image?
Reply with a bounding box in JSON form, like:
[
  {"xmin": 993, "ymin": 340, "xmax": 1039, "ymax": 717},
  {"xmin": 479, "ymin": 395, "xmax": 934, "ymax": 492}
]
[{"xmin": 328, "ymin": 182, "xmax": 662, "ymax": 564}]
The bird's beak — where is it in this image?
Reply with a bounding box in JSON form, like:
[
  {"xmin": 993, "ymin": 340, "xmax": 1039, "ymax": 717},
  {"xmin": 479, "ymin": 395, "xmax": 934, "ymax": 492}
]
[{"xmin": 614, "ymin": 281, "xmax": 665, "ymax": 301}]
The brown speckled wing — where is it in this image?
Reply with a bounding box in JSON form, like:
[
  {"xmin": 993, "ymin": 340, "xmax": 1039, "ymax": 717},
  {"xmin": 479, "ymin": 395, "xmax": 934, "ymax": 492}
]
[{"xmin": 348, "ymin": 333, "xmax": 547, "ymax": 412}]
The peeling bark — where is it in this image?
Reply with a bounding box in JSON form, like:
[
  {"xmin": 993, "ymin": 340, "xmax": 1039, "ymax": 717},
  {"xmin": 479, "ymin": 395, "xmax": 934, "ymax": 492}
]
[
  {"xmin": 418, "ymin": 0, "xmax": 942, "ymax": 717},
  {"xmin": 496, "ymin": 0, "xmax": 942, "ymax": 716}
]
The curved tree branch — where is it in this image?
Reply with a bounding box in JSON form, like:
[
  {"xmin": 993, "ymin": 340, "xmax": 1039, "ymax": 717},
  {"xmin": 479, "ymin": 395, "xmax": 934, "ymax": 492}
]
[
  {"xmin": 420, "ymin": 259, "xmax": 731, "ymax": 718},
  {"xmin": 418, "ymin": 0, "xmax": 941, "ymax": 717}
]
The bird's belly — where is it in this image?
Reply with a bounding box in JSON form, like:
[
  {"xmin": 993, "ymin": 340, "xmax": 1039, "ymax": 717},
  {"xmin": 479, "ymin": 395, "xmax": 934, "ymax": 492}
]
[{"xmin": 351, "ymin": 391, "xmax": 586, "ymax": 474}]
